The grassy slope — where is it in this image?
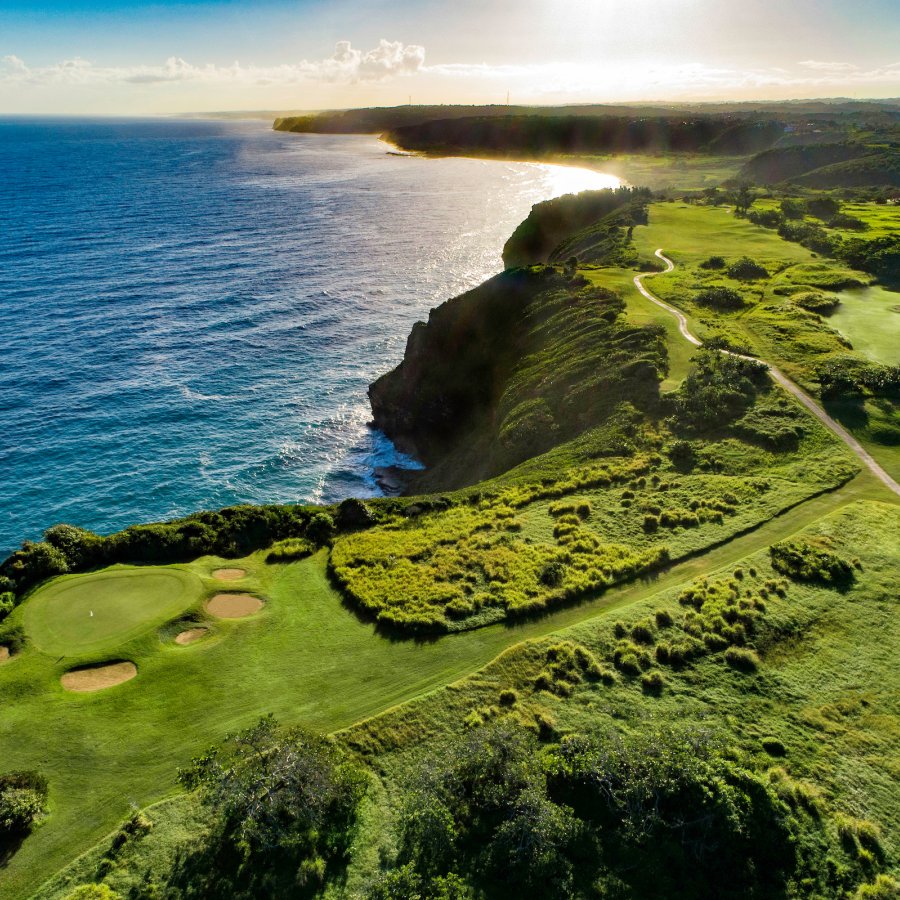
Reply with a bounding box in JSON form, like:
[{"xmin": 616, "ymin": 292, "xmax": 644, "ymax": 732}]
[
  {"xmin": 3, "ymin": 468, "xmax": 891, "ymax": 899},
  {"xmin": 630, "ymin": 202, "xmax": 900, "ymax": 481},
  {"xmin": 345, "ymin": 499, "xmax": 900, "ymax": 887},
  {"xmin": 33, "ymin": 491, "xmax": 899, "ymax": 898}
]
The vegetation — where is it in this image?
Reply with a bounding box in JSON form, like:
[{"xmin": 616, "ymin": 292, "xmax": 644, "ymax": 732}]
[{"xmin": 4, "ymin": 137, "xmax": 900, "ymax": 899}]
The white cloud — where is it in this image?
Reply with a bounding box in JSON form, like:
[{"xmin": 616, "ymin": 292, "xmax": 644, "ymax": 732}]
[{"xmin": 0, "ymin": 40, "xmax": 426, "ymax": 89}]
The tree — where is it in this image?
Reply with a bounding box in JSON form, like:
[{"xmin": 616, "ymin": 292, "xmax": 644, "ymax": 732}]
[{"xmin": 731, "ymin": 184, "xmax": 756, "ymax": 216}]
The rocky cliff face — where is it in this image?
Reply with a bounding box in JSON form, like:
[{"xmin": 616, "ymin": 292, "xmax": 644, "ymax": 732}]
[{"xmin": 369, "ymin": 265, "xmax": 667, "ymax": 491}]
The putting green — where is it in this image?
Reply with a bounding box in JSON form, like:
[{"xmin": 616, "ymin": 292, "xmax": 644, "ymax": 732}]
[{"xmin": 25, "ymin": 567, "xmax": 203, "ymax": 656}]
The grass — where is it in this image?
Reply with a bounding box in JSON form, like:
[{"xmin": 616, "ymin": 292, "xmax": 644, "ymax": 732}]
[
  {"xmin": 23, "ymin": 568, "xmax": 203, "ymax": 657},
  {"xmin": 340, "ymin": 499, "xmax": 900, "ymax": 891},
  {"xmin": 829, "ymin": 284, "xmax": 900, "ymax": 366},
  {"xmin": 2, "ymin": 468, "xmax": 893, "ymax": 899},
  {"xmin": 628, "ymin": 201, "xmax": 900, "ymax": 481},
  {"xmin": 584, "ymin": 266, "xmax": 697, "ymax": 389}
]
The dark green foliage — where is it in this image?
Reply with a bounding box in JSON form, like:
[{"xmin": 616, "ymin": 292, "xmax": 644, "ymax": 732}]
[
  {"xmin": 816, "ymin": 357, "xmax": 900, "ymax": 400},
  {"xmin": 306, "ymin": 512, "xmax": 336, "ymax": 545},
  {"xmin": 727, "ymin": 256, "xmax": 770, "ymax": 280},
  {"xmin": 747, "ymin": 208, "xmax": 785, "ymax": 228},
  {"xmin": 641, "ymin": 670, "xmax": 665, "ymax": 694},
  {"xmin": 365, "ymin": 865, "xmax": 472, "ymax": 900},
  {"xmin": 502, "ymin": 187, "xmax": 649, "ymax": 267},
  {"xmin": 780, "ymin": 198, "xmax": 806, "ymax": 220},
  {"xmin": 397, "ymin": 723, "xmax": 577, "ymax": 898},
  {"xmin": 807, "ymin": 196, "xmax": 842, "ymax": 222},
  {"xmin": 840, "ymin": 234, "xmax": 900, "ymax": 282},
  {"xmin": 545, "ymin": 726, "xmax": 800, "ymax": 898},
  {"xmin": 769, "ymin": 539, "xmax": 855, "ymax": 587},
  {"xmin": 671, "ymin": 351, "xmax": 769, "ymax": 432},
  {"xmin": 1, "ymin": 504, "xmax": 315, "ymax": 602},
  {"xmin": 695, "ymin": 286, "xmax": 745, "ymax": 309},
  {"xmin": 699, "ymin": 255, "xmax": 726, "ymax": 270},
  {"xmin": 335, "ymin": 499, "xmax": 376, "ymax": 531},
  {"xmin": 176, "ymin": 716, "xmax": 366, "ymax": 898},
  {"xmin": 0, "ymin": 771, "xmax": 48, "ymax": 856},
  {"xmin": 387, "ymin": 115, "xmax": 783, "ymax": 161}
]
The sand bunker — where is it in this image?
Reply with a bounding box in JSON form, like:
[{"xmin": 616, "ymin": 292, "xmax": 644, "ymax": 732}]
[
  {"xmin": 62, "ymin": 661, "xmax": 137, "ymax": 693},
  {"xmin": 212, "ymin": 568, "xmax": 246, "ymax": 581},
  {"xmin": 0, "ymin": 645, "xmax": 10, "ymax": 664},
  {"xmin": 175, "ymin": 627, "xmax": 208, "ymax": 645},
  {"xmin": 206, "ymin": 593, "xmax": 263, "ymax": 619}
]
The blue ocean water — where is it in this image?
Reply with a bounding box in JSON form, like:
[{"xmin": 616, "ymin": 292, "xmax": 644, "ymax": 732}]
[{"xmin": 0, "ymin": 118, "xmax": 618, "ymax": 554}]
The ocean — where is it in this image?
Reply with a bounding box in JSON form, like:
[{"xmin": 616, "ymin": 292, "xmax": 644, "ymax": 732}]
[{"xmin": 0, "ymin": 117, "xmax": 619, "ymax": 554}]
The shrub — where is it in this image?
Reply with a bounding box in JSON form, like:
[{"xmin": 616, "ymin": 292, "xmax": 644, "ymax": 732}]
[
  {"xmin": 761, "ymin": 737, "xmax": 787, "ymax": 757},
  {"xmin": 631, "ymin": 622, "xmax": 655, "ymax": 645},
  {"xmin": 499, "ymin": 689, "xmax": 518, "ymax": 707},
  {"xmin": 780, "ymin": 198, "xmax": 805, "ymax": 220},
  {"xmin": 696, "ymin": 286, "xmax": 745, "ymax": 309},
  {"xmin": 265, "ymin": 537, "xmax": 314, "ymax": 563},
  {"xmin": 699, "ymin": 255, "xmax": 726, "ymax": 270},
  {"xmin": 335, "ymin": 498, "xmax": 376, "ymax": 531},
  {"xmin": 654, "ymin": 609, "xmax": 674, "ymax": 628},
  {"xmin": 0, "ymin": 771, "xmax": 48, "ymax": 841},
  {"xmin": 724, "ymin": 647, "xmax": 760, "ymax": 673},
  {"xmin": 727, "ymin": 257, "xmax": 769, "ymax": 280},
  {"xmin": 641, "ymin": 671, "xmax": 664, "ymax": 694},
  {"xmin": 770, "ymin": 539, "xmax": 855, "ymax": 587},
  {"xmin": 642, "ymin": 514, "xmax": 659, "ymax": 533},
  {"xmin": 854, "ymin": 875, "xmax": 900, "ymax": 899},
  {"xmin": 64, "ymin": 888, "xmax": 122, "ymax": 900},
  {"xmin": 792, "ymin": 291, "xmax": 841, "ymax": 315},
  {"xmin": 306, "ymin": 512, "xmax": 335, "ymax": 545}
]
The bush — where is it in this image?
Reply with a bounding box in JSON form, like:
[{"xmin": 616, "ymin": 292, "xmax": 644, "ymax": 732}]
[
  {"xmin": 306, "ymin": 512, "xmax": 336, "ymax": 545},
  {"xmin": 654, "ymin": 609, "xmax": 674, "ymax": 627},
  {"xmin": 761, "ymin": 737, "xmax": 787, "ymax": 757},
  {"xmin": 641, "ymin": 671, "xmax": 664, "ymax": 694},
  {"xmin": 499, "ymin": 689, "xmax": 518, "ymax": 707},
  {"xmin": 854, "ymin": 875, "xmax": 900, "ymax": 899},
  {"xmin": 727, "ymin": 257, "xmax": 770, "ymax": 280},
  {"xmin": 265, "ymin": 537, "xmax": 314, "ymax": 563},
  {"xmin": 335, "ymin": 498, "xmax": 376, "ymax": 531},
  {"xmin": 792, "ymin": 291, "xmax": 840, "ymax": 315},
  {"xmin": 699, "ymin": 255, "xmax": 726, "ymax": 270},
  {"xmin": 176, "ymin": 716, "xmax": 366, "ymax": 895},
  {"xmin": 695, "ymin": 286, "xmax": 745, "ymax": 309},
  {"xmin": 780, "ymin": 198, "xmax": 805, "ymax": 220},
  {"xmin": 64, "ymin": 888, "xmax": 122, "ymax": 900},
  {"xmin": 724, "ymin": 646, "xmax": 760, "ymax": 672},
  {"xmin": 0, "ymin": 771, "xmax": 48, "ymax": 841},
  {"xmin": 770, "ymin": 539, "xmax": 855, "ymax": 587}
]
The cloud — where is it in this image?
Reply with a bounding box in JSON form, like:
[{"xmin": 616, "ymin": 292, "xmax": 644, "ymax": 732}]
[{"xmin": 0, "ymin": 40, "xmax": 426, "ymax": 89}]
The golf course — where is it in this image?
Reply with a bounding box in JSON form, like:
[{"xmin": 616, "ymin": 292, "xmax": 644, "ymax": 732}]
[{"xmin": 2, "ymin": 177, "xmax": 899, "ymax": 897}]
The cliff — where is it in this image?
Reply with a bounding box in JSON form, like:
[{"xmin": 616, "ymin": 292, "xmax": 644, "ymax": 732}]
[{"xmin": 369, "ymin": 266, "xmax": 667, "ymax": 491}]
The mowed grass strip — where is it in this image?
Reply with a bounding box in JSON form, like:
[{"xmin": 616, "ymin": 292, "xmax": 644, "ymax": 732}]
[{"xmin": 24, "ymin": 567, "xmax": 203, "ymax": 657}]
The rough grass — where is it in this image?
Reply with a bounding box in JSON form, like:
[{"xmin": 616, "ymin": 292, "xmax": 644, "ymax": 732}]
[
  {"xmin": 331, "ymin": 401, "xmax": 858, "ymax": 632},
  {"xmin": 341, "ymin": 500, "xmax": 900, "ymax": 892}
]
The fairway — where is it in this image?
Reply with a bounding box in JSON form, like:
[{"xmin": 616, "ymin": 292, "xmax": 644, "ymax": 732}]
[
  {"xmin": 830, "ymin": 284, "xmax": 900, "ymax": 366},
  {"xmin": 24, "ymin": 567, "xmax": 203, "ymax": 656}
]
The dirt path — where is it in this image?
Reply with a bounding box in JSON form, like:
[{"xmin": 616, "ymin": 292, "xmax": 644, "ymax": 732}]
[{"xmin": 635, "ymin": 250, "xmax": 900, "ymax": 498}]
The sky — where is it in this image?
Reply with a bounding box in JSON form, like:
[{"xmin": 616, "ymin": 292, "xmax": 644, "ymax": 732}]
[{"xmin": 1, "ymin": 0, "xmax": 899, "ymax": 114}]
